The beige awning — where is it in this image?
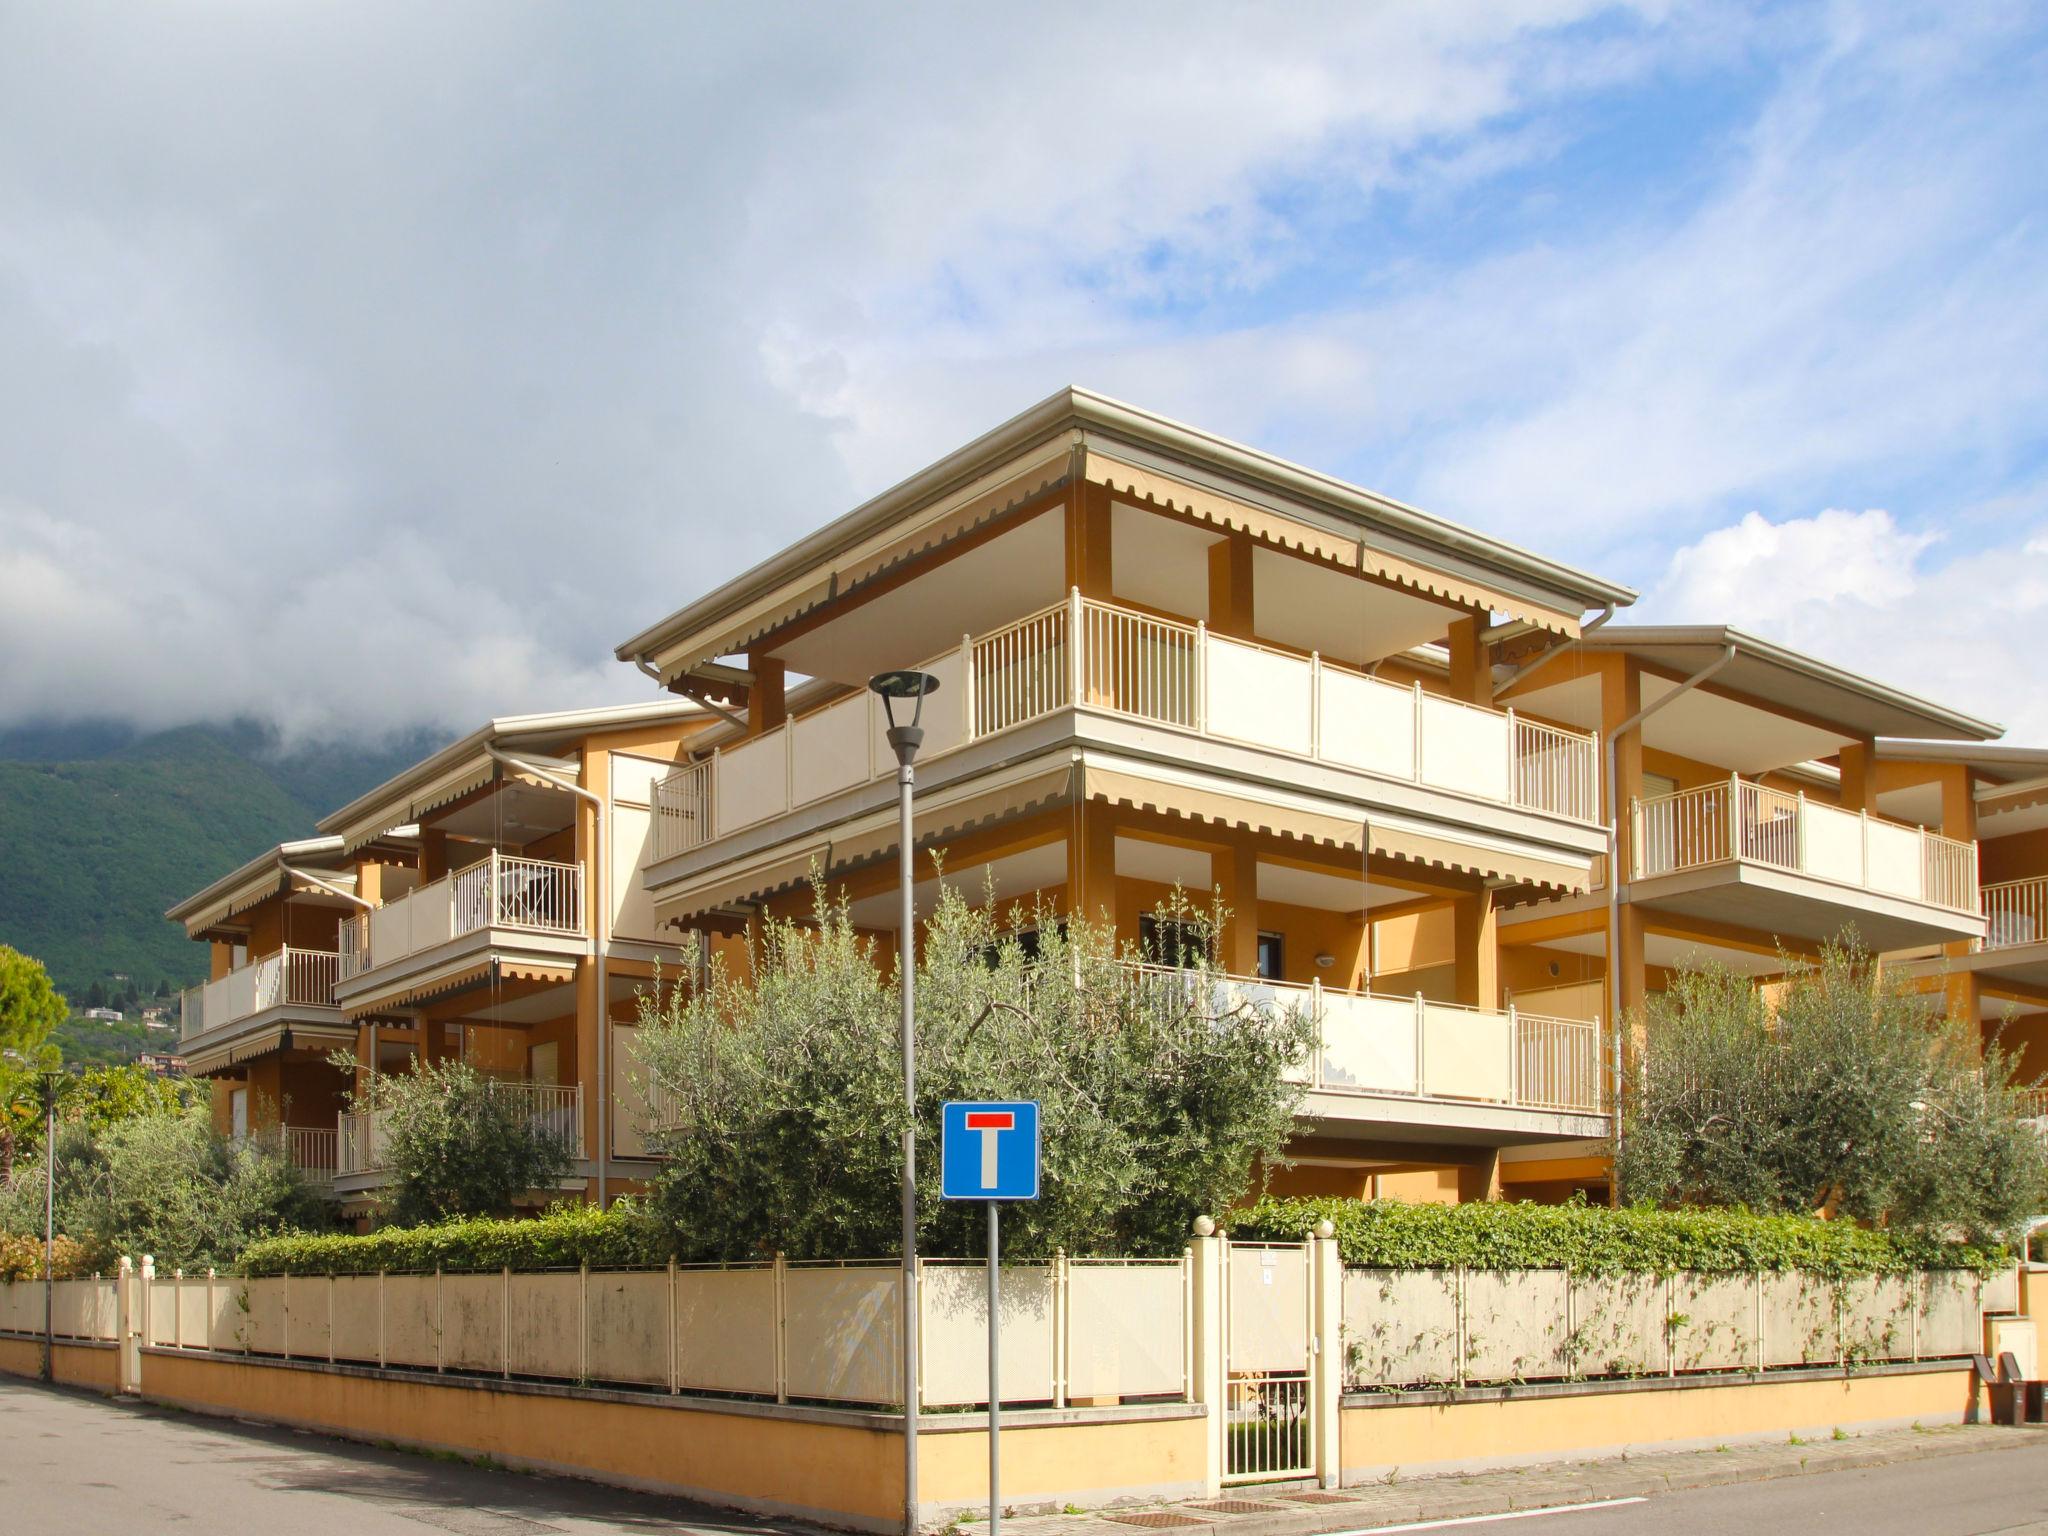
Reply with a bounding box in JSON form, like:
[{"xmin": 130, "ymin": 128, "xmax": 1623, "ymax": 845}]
[
  {"xmin": 654, "ymin": 843, "xmax": 832, "ymax": 923},
  {"xmin": 825, "ymin": 760, "xmax": 1077, "ymax": 867},
  {"xmin": 1082, "ymin": 756, "xmax": 1588, "ymax": 892},
  {"xmin": 1366, "ymin": 810, "xmax": 1587, "ymax": 892},
  {"xmin": 1083, "ymin": 448, "xmax": 1580, "ymax": 637},
  {"xmin": 334, "ymin": 754, "xmax": 577, "ymax": 855},
  {"xmin": 185, "ymin": 1019, "xmax": 358, "ymax": 1076},
  {"xmin": 1082, "ymin": 761, "xmax": 1365, "ymax": 851}
]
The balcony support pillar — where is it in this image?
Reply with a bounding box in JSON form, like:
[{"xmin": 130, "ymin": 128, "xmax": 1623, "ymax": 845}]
[
  {"xmin": 1212, "ymin": 832, "xmax": 1260, "ymax": 978},
  {"xmin": 1205, "ymin": 535, "xmax": 1254, "ymax": 640},
  {"xmin": 1445, "ymin": 614, "xmax": 1492, "ymax": 708},
  {"xmin": 747, "ymin": 653, "xmax": 787, "ymax": 734},
  {"xmin": 1062, "ymin": 475, "xmax": 1114, "ymax": 598},
  {"xmin": 1451, "ymin": 887, "xmax": 1499, "ymax": 1011},
  {"xmin": 1066, "ymin": 803, "xmax": 1119, "ymax": 937}
]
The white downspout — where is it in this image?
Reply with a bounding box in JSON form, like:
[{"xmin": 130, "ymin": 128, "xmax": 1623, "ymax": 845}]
[
  {"xmin": 488, "ymin": 745, "xmax": 611, "ymax": 1207},
  {"xmin": 1603, "ymin": 643, "xmax": 1736, "ymax": 1194}
]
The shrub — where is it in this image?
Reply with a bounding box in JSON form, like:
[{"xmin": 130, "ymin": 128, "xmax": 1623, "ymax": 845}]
[
  {"xmin": 0, "ymin": 1230, "xmax": 90, "ymax": 1281},
  {"xmin": 1232, "ymin": 1196, "xmax": 2008, "ymax": 1277},
  {"xmin": 342, "ymin": 1057, "xmax": 578, "ymax": 1225},
  {"xmin": 240, "ymin": 1202, "xmax": 666, "ymax": 1276},
  {"xmin": 634, "ymin": 882, "xmax": 1315, "ymax": 1262}
]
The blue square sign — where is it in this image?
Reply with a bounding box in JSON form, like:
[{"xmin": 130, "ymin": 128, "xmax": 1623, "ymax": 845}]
[{"xmin": 941, "ymin": 1101, "xmax": 1040, "ymax": 1200}]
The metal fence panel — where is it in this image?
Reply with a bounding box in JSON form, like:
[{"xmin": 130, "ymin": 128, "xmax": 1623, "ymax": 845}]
[
  {"xmin": 587, "ymin": 1269, "xmax": 669, "ymax": 1388},
  {"xmin": 1465, "ymin": 1270, "xmax": 1571, "ymax": 1383},
  {"xmin": 508, "ymin": 1272, "xmax": 582, "ymax": 1380},
  {"xmin": 921, "ymin": 1263, "xmax": 1055, "ymax": 1407},
  {"xmin": 783, "ymin": 1266, "xmax": 899, "ymax": 1404},
  {"xmin": 674, "ymin": 1267, "xmax": 777, "ymax": 1396},
  {"xmin": 1672, "ymin": 1274, "xmax": 1754, "ymax": 1372},
  {"xmin": 439, "ymin": 1273, "xmax": 505, "ymax": 1375},
  {"xmin": 1342, "ymin": 1269, "xmax": 1458, "ymax": 1388},
  {"xmin": 1067, "ymin": 1261, "xmax": 1186, "ymax": 1401}
]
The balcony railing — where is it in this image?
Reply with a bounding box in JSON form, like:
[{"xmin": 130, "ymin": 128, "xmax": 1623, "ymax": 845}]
[
  {"xmin": 652, "ymin": 592, "xmax": 1601, "ymax": 861},
  {"xmin": 254, "ymin": 1125, "xmax": 338, "ymax": 1188},
  {"xmin": 1983, "ymin": 877, "xmax": 2047, "ymax": 951},
  {"xmin": 337, "ymin": 1082, "xmax": 583, "ymax": 1175},
  {"xmin": 1630, "ymin": 778, "xmax": 1979, "ymax": 914},
  {"xmin": 1120, "ymin": 962, "xmax": 1608, "ymax": 1117},
  {"xmin": 180, "ymin": 946, "xmax": 340, "ymax": 1042},
  {"xmin": 338, "ymin": 852, "xmax": 584, "ymax": 981}
]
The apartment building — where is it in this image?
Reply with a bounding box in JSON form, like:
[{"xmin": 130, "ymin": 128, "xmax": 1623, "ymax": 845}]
[
  {"xmin": 168, "ymin": 703, "xmax": 712, "ymax": 1214},
  {"xmin": 172, "ymin": 387, "xmax": 2035, "ymax": 1213}
]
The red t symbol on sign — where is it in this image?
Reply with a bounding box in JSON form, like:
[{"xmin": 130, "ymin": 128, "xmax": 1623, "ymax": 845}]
[{"xmin": 963, "ymin": 1110, "xmax": 1015, "ymax": 1191}]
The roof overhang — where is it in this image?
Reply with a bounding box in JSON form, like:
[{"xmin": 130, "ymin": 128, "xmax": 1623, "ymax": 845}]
[
  {"xmin": 317, "ymin": 702, "xmax": 705, "ymax": 853},
  {"xmin": 1580, "ymin": 628, "xmax": 2001, "ymax": 743},
  {"xmin": 616, "ymin": 386, "xmax": 1636, "ymax": 687},
  {"xmin": 166, "ymin": 836, "xmax": 379, "ymax": 936}
]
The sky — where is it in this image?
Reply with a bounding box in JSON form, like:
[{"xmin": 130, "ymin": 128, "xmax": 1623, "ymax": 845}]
[{"xmin": 1, "ymin": 0, "xmax": 2044, "ymax": 745}]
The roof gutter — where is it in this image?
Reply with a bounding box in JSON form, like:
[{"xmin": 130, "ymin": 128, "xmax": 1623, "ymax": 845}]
[
  {"xmin": 1603, "ymin": 641, "xmax": 1738, "ymax": 1201},
  {"xmin": 488, "ymin": 745, "xmax": 612, "ymax": 1209}
]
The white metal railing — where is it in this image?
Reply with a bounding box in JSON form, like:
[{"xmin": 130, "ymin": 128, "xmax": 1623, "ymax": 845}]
[
  {"xmin": 1119, "ymin": 962, "xmax": 1608, "ymax": 1116},
  {"xmin": 1983, "ymin": 876, "xmax": 2047, "ymax": 951},
  {"xmin": 338, "ymin": 1082, "xmax": 583, "ymax": 1176},
  {"xmin": 652, "ymin": 591, "xmax": 1603, "ymax": 862},
  {"xmin": 1630, "ymin": 776, "xmax": 1979, "ymax": 914},
  {"xmin": 337, "ymin": 852, "xmax": 585, "ymax": 980},
  {"xmin": 180, "ymin": 945, "xmax": 341, "ymax": 1041},
  {"xmin": 257, "ymin": 1125, "xmax": 338, "ymax": 1187}
]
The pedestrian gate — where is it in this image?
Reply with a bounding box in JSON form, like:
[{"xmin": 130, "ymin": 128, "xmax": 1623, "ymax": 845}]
[{"xmin": 1221, "ymin": 1238, "xmax": 1314, "ymax": 1483}]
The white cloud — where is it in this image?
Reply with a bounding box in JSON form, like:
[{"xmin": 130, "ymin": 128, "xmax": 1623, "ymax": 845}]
[{"xmin": 1645, "ymin": 501, "xmax": 2048, "ymax": 742}]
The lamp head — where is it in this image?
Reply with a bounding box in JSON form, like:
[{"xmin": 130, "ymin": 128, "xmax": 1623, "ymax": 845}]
[{"xmin": 867, "ymin": 670, "xmax": 941, "ymax": 733}]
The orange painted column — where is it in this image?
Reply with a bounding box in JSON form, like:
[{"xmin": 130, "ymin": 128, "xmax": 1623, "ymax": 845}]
[
  {"xmin": 1445, "ymin": 615, "xmax": 1492, "ymax": 707},
  {"xmin": 1206, "ymin": 536, "xmax": 1254, "ymax": 640}
]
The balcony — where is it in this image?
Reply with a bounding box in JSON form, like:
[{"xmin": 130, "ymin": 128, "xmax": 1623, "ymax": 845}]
[
  {"xmin": 1984, "ymin": 877, "xmax": 2046, "ymax": 951},
  {"xmin": 1126, "ymin": 963, "xmax": 1608, "ymax": 1140},
  {"xmin": 336, "ymin": 852, "xmax": 586, "ymax": 1005},
  {"xmin": 653, "ymin": 593, "xmax": 1600, "ymax": 865},
  {"xmin": 254, "ymin": 1124, "xmax": 339, "ymax": 1191},
  {"xmin": 1627, "ymin": 779, "xmax": 1983, "ymax": 950},
  {"xmin": 337, "ymin": 1081, "xmax": 584, "ymax": 1179},
  {"xmin": 175, "ymin": 947, "xmax": 352, "ymax": 1073}
]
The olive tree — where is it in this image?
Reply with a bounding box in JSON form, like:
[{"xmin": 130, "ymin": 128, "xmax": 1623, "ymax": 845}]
[
  {"xmin": 633, "ymin": 882, "xmax": 1317, "ymax": 1261},
  {"xmin": 342, "ymin": 1057, "xmax": 577, "ymax": 1225},
  {"xmin": 1617, "ymin": 939, "xmax": 2048, "ymax": 1241}
]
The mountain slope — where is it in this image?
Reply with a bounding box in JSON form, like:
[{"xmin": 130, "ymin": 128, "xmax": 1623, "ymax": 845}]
[{"xmin": 0, "ymin": 721, "xmax": 442, "ymax": 1001}]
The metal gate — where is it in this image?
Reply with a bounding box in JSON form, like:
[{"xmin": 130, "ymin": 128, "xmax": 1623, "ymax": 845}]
[{"xmin": 1221, "ymin": 1238, "xmax": 1314, "ymax": 1483}]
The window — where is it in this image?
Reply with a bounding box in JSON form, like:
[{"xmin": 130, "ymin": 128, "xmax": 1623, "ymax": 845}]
[
  {"xmin": 978, "ymin": 922, "xmax": 1066, "ymax": 969},
  {"xmin": 1256, "ymin": 931, "xmax": 1285, "ymax": 981},
  {"xmin": 230, "ymin": 1088, "xmax": 248, "ymax": 1141},
  {"xmin": 1139, "ymin": 913, "xmax": 1212, "ymax": 969}
]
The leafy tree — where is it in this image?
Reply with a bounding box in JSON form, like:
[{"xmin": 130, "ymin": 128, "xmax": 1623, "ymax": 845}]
[
  {"xmin": 341, "ymin": 1056, "xmax": 577, "ymax": 1225},
  {"xmin": 83, "ymin": 980, "xmax": 107, "ymax": 1011},
  {"xmin": 633, "ymin": 883, "xmax": 1315, "ymax": 1262},
  {"xmin": 1616, "ymin": 940, "xmax": 2048, "ymax": 1242},
  {"xmin": 0, "ymin": 1103, "xmax": 328, "ymax": 1270},
  {"xmin": 0, "ymin": 946, "xmax": 66, "ymax": 1190}
]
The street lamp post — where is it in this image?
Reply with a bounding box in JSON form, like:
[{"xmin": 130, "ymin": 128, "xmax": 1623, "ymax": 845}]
[
  {"xmin": 869, "ymin": 668, "xmax": 941, "ymax": 1536},
  {"xmin": 39, "ymin": 1069, "xmax": 63, "ymax": 1385}
]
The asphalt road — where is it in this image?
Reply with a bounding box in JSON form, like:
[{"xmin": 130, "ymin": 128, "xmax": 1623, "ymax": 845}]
[{"xmin": 7, "ymin": 1374, "xmax": 2048, "ymax": 1536}]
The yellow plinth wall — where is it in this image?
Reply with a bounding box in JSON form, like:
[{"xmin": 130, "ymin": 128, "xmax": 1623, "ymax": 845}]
[
  {"xmin": 135, "ymin": 1350, "xmax": 1204, "ymax": 1531},
  {"xmin": 1341, "ymin": 1364, "xmax": 1981, "ymax": 1480},
  {"xmin": 0, "ymin": 1335, "xmax": 119, "ymax": 1393}
]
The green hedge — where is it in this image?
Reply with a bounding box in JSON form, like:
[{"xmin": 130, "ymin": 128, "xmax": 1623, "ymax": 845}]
[
  {"xmin": 238, "ymin": 1203, "xmax": 667, "ymax": 1277},
  {"xmin": 1231, "ymin": 1197, "xmax": 2009, "ymax": 1278},
  {"xmin": 241, "ymin": 1196, "xmax": 2012, "ymax": 1279}
]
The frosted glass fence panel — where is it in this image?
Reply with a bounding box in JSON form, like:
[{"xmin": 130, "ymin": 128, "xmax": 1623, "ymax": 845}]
[
  {"xmin": 674, "ymin": 1267, "xmax": 777, "ymax": 1396},
  {"xmin": 1802, "ymin": 802, "xmax": 1865, "ymax": 886},
  {"xmin": 1204, "ymin": 639, "xmax": 1314, "ymax": 758},
  {"xmin": 508, "ymin": 1272, "xmax": 583, "ymax": 1380},
  {"xmin": 716, "ymin": 732, "xmax": 789, "ymax": 838},
  {"xmin": 1464, "ymin": 1269, "xmax": 1571, "ymax": 1382},
  {"xmin": 1226, "ymin": 1244, "xmax": 1310, "ymax": 1374},
  {"xmin": 921, "ymin": 1263, "xmax": 1056, "ymax": 1407},
  {"xmin": 587, "ymin": 1270, "xmax": 670, "ymax": 1388},
  {"xmin": 439, "ymin": 1273, "xmax": 504, "ymax": 1374},
  {"xmin": 1319, "ymin": 992, "xmax": 1420, "ymax": 1094},
  {"xmin": 1865, "ymin": 819, "xmax": 1923, "ymax": 900},
  {"xmin": 1318, "ymin": 669, "xmax": 1415, "ymax": 779},
  {"xmin": 1420, "ymin": 1003, "xmax": 1512, "ymax": 1102},
  {"xmin": 790, "ymin": 694, "xmax": 873, "ymax": 806},
  {"xmin": 1066, "ymin": 1261, "xmax": 1187, "ymax": 1401},
  {"xmin": 1342, "ymin": 1269, "xmax": 1460, "ymax": 1389},
  {"xmin": 1419, "ymin": 697, "xmax": 1510, "ymax": 802},
  {"xmin": 783, "ymin": 1265, "xmax": 901, "ymax": 1404},
  {"xmin": 331, "ymin": 1275, "xmax": 382, "ymax": 1363},
  {"xmin": 1671, "ymin": 1275, "xmax": 1754, "ymax": 1372}
]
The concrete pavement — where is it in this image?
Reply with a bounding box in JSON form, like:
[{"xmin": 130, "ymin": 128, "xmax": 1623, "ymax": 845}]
[{"xmin": 6, "ymin": 1375, "xmax": 2048, "ymax": 1535}]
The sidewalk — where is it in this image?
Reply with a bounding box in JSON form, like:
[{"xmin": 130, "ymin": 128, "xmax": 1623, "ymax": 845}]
[{"xmin": 981, "ymin": 1424, "xmax": 2046, "ymax": 1536}]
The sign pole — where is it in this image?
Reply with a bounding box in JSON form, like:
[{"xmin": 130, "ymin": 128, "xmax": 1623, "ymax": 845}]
[{"xmin": 988, "ymin": 1198, "xmax": 1001, "ymax": 1536}]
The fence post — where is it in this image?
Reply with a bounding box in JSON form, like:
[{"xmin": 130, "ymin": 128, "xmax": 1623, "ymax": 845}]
[
  {"xmin": 962, "ymin": 633, "xmax": 976, "ymax": 740},
  {"xmin": 1311, "ymin": 1221, "xmax": 1342, "ymax": 1488},
  {"xmin": 1504, "ymin": 706, "xmax": 1516, "ymax": 801},
  {"xmin": 1188, "ymin": 1218, "xmax": 1225, "ymax": 1498},
  {"xmin": 668, "ymin": 1255, "xmax": 680, "ymax": 1396},
  {"xmin": 328, "ymin": 1273, "xmax": 336, "ymax": 1365},
  {"xmin": 172, "ymin": 1268, "xmax": 183, "ymax": 1351},
  {"xmin": 1754, "ymin": 1272, "xmax": 1765, "ymax": 1374},
  {"xmin": 1067, "ymin": 587, "xmax": 1084, "ymax": 705},
  {"xmin": 377, "ymin": 1269, "xmax": 387, "ymax": 1370},
  {"xmin": 435, "ymin": 1266, "xmax": 445, "ymax": 1373},
  {"xmin": 1411, "ymin": 683, "xmax": 1424, "ymax": 782},
  {"xmin": 1310, "ymin": 977, "xmax": 1325, "ymax": 1089},
  {"xmin": 1414, "ymin": 994, "xmax": 1427, "ymax": 1095},
  {"xmin": 1194, "ymin": 621, "xmax": 1208, "ymax": 733},
  {"xmin": 579, "ymin": 1262, "xmax": 590, "ymax": 1384},
  {"xmin": 1052, "ymin": 1248, "xmax": 1069, "ymax": 1410},
  {"xmin": 773, "ymin": 1252, "xmax": 788, "ymax": 1404},
  {"xmin": 502, "ymin": 1266, "xmax": 513, "ymax": 1381},
  {"xmin": 1664, "ymin": 1274, "xmax": 1676, "ymax": 1376},
  {"xmin": 1309, "ymin": 652, "xmax": 1322, "ymax": 759},
  {"xmin": 206, "ymin": 1268, "xmax": 216, "ymax": 1353},
  {"xmin": 1564, "ymin": 1269, "xmax": 1578, "ymax": 1379},
  {"xmin": 117, "ymin": 1256, "xmax": 136, "ymax": 1394},
  {"xmin": 1727, "ymin": 773, "xmax": 1741, "ymax": 863},
  {"xmin": 1449, "ymin": 1261, "xmax": 1466, "ymax": 1392},
  {"xmin": 282, "ymin": 1271, "xmax": 291, "ymax": 1360},
  {"xmin": 1507, "ymin": 1002, "xmax": 1520, "ymax": 1105}
]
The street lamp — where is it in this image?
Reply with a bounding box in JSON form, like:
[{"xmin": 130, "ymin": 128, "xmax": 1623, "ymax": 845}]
[
  {"xmin": 38, "ymin": 1068, "xmax": 64, "ymax": 1385},
  {"xmin": 869, "ymin": 667, "xmax": 940, "ymax": 1536}
]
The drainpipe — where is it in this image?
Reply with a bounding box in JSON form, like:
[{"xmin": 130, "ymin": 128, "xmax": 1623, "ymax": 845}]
[
  {"xmin": 488, "ymin": 745, "xmax": 610, "ymax": 1207},
  {"xmin": 1603, "ymin": 642, "xmax": 1736, "ymax": 1197},
  {"xmin": 635, "ymin": 654, "xmax": 748, "ymax": 732},
  {"xmin": 1494, "ymin": 602, "xmax": 1615, "ymax": 696}
]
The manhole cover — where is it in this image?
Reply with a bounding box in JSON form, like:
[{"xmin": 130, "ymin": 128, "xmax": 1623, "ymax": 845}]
[
  {"xmin": 1106, "ymin": 1514, "xmax": 1208, "ymax": 1528},
  {"xmin": 1279, "ymin": 1492, "xmax": 1357, "ymax": 1504},
  {"xmin": 1188, "ymin": 1500, "xmax": 1286, "ymax": 1515}
]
